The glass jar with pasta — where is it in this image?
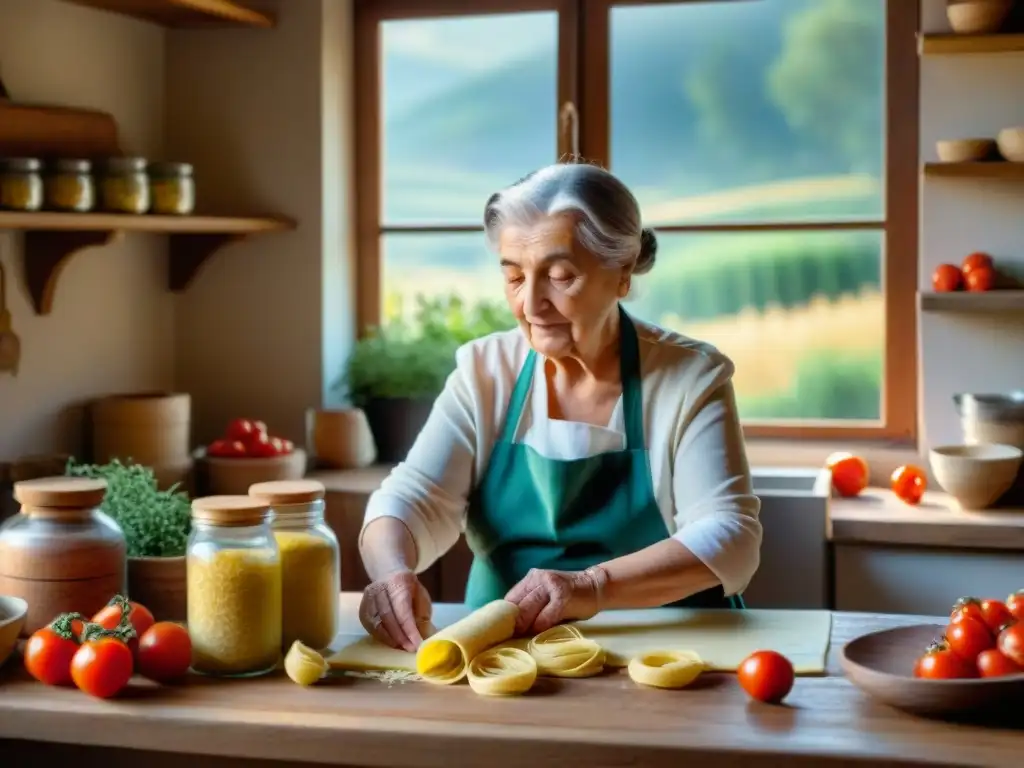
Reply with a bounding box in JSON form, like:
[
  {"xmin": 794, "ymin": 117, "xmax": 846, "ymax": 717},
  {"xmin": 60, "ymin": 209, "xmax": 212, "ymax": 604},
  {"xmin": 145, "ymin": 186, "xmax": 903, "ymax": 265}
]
[
  {"xmin": 0, "ymin": 157, "xmax": 43, "ymax": 212},
  {"xmin": 249, "ymin": 479, "xmax": 340, "ymax": 652},
  {"xmin": 187, "ymin": 496, "xmax": 282, "ymax": 677},
  {"xmin": 148, "ymin": 161, "xmax": 195, "ymax": 215},
  {"xmin": 44, "ymin": 159, "xmax": 95, "ymax": 212},
  {"xmin": 99, "ymin": 157, "xmax": 150, "ymax": 214}
]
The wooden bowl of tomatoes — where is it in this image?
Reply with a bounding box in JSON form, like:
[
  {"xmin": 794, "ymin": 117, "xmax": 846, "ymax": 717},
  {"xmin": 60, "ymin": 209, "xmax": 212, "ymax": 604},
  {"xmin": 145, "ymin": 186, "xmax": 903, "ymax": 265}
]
[
  {"xmin": 841, "ymin": 598, "xmax": 1024, "ymax": 717},
  {"xmin": 198, "ymin": 418, "xmax": 307, "ymax": 495}
]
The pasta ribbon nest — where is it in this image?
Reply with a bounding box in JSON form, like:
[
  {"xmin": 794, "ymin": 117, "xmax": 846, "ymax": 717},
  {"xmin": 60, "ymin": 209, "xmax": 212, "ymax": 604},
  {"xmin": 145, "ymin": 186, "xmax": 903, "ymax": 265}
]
[
  {"xmin": 284, "ymin": 640, "xmax": 330, "ymax": 687},
  {"xmin": 627, "ymin": 650, "xmax": 705, "ymax": 689},
  {"xmin": 467, "ymin": 647, "xmax": 538, "ymax": 696},
  {"xmin": 527, "ymin": 625, "xmax": 605, "ymax": 678}
]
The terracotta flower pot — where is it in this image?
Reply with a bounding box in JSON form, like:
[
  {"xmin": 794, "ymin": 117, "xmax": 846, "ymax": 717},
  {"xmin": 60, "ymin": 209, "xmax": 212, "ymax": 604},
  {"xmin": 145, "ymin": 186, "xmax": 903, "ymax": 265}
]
[
  {"xmin": 308, "ymin": 408, "xmax": 377, "ymax": 469},
  {"xmin": 127, "ymin": 556, "xmax": 186, "ymax": 622}
]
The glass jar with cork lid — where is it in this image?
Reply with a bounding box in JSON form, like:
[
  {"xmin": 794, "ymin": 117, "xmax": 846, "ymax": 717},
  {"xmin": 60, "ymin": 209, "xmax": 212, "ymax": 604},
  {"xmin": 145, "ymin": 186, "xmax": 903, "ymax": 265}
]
[
  {"xmin": 0, "ymin": 157, "xmax": 44, "ymax": 212},
  {"xmin": 249, "ymin": 479, "xmax": 340, "ymax": 652},
  {"xmin": 99, "ymin": 157, "xmax": 150, "ymax": 214},
  {"xmin": 186, "ymin": 495, "xmax": 282, "ymax": 677},
  {"xmin": 0, "ymin": 477, "xmax": 127, "ymax": 636}
]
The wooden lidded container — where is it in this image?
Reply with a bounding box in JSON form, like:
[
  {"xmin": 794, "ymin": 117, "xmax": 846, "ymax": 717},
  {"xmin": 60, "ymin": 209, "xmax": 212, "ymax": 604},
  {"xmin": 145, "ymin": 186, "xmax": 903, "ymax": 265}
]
[
  {"xmin": 91, "ymin": 392, "xmax": 192, "ymax": 489},
  {"xmin": 0, "ymin": 477, "xmax": 127, "ymax": 636}
]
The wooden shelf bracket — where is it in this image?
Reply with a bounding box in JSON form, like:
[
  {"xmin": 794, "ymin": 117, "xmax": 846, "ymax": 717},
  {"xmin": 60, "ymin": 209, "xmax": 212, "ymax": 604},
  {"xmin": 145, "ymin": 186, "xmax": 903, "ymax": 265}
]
[
  {"xmin": 22, "ymin": 229, "xmax": 116, "ymax": 315},
  {"xmin": 167, "ymin": 231, "xmax": 249, "ymax": 292}
]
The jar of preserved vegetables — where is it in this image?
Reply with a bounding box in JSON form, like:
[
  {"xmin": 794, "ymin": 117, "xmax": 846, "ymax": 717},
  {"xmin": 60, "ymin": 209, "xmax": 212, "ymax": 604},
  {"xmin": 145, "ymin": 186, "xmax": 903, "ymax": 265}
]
[
  {"xmin": 0, "ymin": 158, "xmax": 43, "ymax": 212},
  {"xmin": 99, "ymin": 157, "xmax": 150, "ymax": 214},
  {"xmin": 249, "ymin": 480, "xmax": 340, "ymax": 652},
  {"xmin": 148, "ymin": 161, "xmax": 195, "ymax": 215},
  {"xmin": 44, "ymin": 159, "xmax": 95, "ymax": 212},
  {"xmin": 187, "ymin": 495, "xmax": 282, "ymax": 677}
]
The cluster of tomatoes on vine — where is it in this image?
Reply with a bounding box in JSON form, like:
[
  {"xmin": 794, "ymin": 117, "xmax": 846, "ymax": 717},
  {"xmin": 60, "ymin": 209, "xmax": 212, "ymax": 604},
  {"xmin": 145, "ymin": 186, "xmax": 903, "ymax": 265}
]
[{"xmin": 914, "ymin": 593, "xmax": 1024, "ymax": 679}]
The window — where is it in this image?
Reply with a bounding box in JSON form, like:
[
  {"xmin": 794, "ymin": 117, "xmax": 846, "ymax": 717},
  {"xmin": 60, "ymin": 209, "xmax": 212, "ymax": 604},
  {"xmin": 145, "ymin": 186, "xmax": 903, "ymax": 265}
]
[{"xmin": 354, "ymin": 0, "xmax": 918, "ymax": 441}]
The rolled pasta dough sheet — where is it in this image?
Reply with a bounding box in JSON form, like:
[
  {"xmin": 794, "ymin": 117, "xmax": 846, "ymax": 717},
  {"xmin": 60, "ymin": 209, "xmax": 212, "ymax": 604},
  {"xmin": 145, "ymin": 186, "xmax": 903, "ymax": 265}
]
[
  {"xmin": 416, "ymin": 599, "xmax": 519, "ymax": 684},
  {"xmin": 571, "ymin": 608, "xmax": 832, "ymax": 674}
]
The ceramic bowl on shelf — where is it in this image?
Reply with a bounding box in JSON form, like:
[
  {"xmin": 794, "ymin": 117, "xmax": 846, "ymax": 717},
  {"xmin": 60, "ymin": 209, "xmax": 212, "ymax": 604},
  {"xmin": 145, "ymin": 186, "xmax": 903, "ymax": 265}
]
[
  {"xmin": 936, "ymin": 138, "xmax": 997, "ymax": 163},
  {"xmin": 0, "ymin": 595, "xmax": 28, "ymax": 668},
  {"xmin": 996, "ymin": 126, "xmax": 1024, "ymax": 162},
  {"xmin": 198, "ymin": 447, "xmax": 308, "ymax": 495},
  {"xmin": 946, "ymin": 0, "xmax": 1014, "ymax": 34},
  {"xmin": 929, "ymin": 443, "xmax": 1023, "ymax": 510},
  {"xmin": 841, "ymin": 623, "xmax": 1024, "ymax": 717}
]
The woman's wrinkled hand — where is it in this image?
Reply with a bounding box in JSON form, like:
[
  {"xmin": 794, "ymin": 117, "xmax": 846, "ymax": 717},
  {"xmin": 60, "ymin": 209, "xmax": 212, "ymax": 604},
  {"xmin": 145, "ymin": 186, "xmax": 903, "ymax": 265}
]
[
  {"xmin": 359, "ymin": 570, "xmax": 433, "ymax": 652},
  {"xmin": 504, "ymin": 566, "xmax": 608, "ymax": 635}
]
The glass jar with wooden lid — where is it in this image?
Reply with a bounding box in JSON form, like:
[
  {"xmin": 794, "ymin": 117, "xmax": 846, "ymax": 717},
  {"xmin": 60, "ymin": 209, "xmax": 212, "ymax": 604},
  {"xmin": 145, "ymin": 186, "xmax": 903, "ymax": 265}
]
[
  {"xmin": 99, "ymin": 157, "xmax": 150, "ymax": 214},
  {"xmin": 0, "ymin": 157, "xmax": 43, "ymax": 212},
  {"xmin": 44, "ymin": 159, "xmax": 96, "ymax": 212},
  {"xmin": 0, "ymin": 477, "xmax": 127, "ymax": 636},
  {"xmin": 187, "ymin": 495, "xmax": 282, "ymax": 677},
  {"xmin": 249, "ymin": 479, "xmax": 340, "ymax": 652},
  {"xmin": 148, "ymin": 161, "xmax": 195, "ymax": 215}
]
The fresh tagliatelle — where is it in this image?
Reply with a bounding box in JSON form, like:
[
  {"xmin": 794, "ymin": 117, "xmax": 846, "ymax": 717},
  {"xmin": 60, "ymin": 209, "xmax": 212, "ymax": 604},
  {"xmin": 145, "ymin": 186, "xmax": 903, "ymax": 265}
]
[
  {"xmin": 527, "ymin": 625, "xmax": 606, "ymax": 678},
  {"xmin": 467, "ymin": 647, "xmax": 538, "ymax": 696},
  {"xmin": 627, "ymin": 650, "xmax": 705, "ymax": 689},
  {"xmin": 284, "ymin": 640, "xmax": 330, "ymax": 686}
]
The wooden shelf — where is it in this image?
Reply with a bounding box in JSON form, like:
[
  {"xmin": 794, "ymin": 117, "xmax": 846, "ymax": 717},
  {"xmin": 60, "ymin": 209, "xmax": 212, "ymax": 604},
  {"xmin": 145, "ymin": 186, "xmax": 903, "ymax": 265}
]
[
  {"xmin": 0, "ymin": 212, "xmax": 295, "ymax": 315},
  {"xmin": 61, "ymin": 0, "xmax": 275, "ymax": 28},
  {"xmin": 920, "ymin": 32, "xmax": 1024, "ymax": 55},
  {"xmin": 923, "ymin": 161, "xmax": 1024, "ymax": 179},
  {"xmin": 918, "ymin": 290, "xmax": 1024, "ymax": 313}
]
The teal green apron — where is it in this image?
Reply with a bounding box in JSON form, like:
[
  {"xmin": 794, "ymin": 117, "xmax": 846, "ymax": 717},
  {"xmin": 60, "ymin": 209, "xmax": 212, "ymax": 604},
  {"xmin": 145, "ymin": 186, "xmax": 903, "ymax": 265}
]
[{"xmin": 464, "ymin": 306, "xmax": 744, "ymax": 612}]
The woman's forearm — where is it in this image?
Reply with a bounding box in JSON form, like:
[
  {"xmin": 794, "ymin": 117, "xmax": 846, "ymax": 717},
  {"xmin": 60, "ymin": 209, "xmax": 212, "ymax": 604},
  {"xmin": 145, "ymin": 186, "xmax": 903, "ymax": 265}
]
[
  {"xmin": 359, "ymin": 517, "xmax": 419, "ymax": 581},
  {"xmin": 592, "ymin": 539, "xmax": 721, "ymax": 610}
]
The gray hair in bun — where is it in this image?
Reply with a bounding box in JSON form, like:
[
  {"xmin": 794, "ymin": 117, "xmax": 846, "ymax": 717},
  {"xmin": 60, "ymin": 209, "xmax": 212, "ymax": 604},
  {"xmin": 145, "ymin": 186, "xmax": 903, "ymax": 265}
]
[{"xmin": 483, "ymin": 162, "xmax": 657, "ymax": 277}]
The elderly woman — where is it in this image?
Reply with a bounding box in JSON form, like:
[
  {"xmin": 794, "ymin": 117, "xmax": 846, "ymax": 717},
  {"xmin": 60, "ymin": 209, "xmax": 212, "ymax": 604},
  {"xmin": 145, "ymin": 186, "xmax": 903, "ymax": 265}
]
[{"xmin": 358, "ymin": 162, "xmax": 762, "ymax": 651}]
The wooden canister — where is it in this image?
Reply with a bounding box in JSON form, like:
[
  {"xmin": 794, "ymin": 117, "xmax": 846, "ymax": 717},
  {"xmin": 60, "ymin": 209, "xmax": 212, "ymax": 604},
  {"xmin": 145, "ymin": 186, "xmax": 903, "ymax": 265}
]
[
  {"xmin": 308, "ymin": 407, "xmax": 377, "ymax": 469},
  {"xmin": 0, "ymin": 476, "xmax": 127, "ymax": 636},
  {"xmin": 91, "ymin": 392, "xmax": 192, "ymax": 474}
]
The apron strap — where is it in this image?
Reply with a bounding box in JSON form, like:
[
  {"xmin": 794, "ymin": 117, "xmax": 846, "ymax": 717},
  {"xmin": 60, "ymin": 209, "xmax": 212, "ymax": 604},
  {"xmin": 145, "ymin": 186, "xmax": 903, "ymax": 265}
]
[
  {"xmin": 618, "ymin": 306, "xmax": 645, "ymax": 451},
  {"xmin": 499, "ymin": 348, "xmax": 537, "ymax": 444}
]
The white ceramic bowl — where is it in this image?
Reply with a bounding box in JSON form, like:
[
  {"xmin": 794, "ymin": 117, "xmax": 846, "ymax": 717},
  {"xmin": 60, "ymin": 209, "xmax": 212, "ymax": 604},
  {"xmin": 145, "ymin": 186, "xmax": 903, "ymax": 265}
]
[
  {"xmin": 201, "ymin": 448, "xmax": 308, "ymax": 495},
  {"xmin": 0, "ymin": 596, "xmax": 28, "ymax": 668},
  {"xmin": 936, "ymin": 138, "xmax": 996, "ymax": 163},
  {"xmin": 997, "ymin": 127, "xmax": 1024, "ymax": 162},
  {"xmin": 929, "ymin": 443, "xmax": 1023, "ymax": 510},
  {"xmin": 947, "ymin": 0, "xmax": 1014, "ymax": 34}
]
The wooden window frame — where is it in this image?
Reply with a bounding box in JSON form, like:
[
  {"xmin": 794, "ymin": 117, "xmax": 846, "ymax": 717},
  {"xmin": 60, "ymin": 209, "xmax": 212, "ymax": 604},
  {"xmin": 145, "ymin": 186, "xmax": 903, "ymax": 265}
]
[{"xmin": 353, "ymin": 0, "xmax": 920, "ymax": 444}]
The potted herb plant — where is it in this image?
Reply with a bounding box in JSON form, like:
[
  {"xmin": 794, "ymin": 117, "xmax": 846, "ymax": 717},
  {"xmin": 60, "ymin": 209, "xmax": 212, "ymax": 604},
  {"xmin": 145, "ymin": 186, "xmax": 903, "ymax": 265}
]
[
  {"xmin": 66, "ymin": 458, "xmax": 191, "ymax": 621},
  {"xmin": 339, "ymin": 294, "xmax": 514, "ymax": 463}
]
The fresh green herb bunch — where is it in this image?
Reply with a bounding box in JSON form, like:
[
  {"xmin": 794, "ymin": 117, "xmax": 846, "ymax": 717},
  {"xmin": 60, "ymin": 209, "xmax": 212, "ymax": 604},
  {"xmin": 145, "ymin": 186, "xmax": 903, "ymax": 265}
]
[
  {"xmin": 65, "ymin": 458, "xmax": 192, "ymax": 558},
  {"xmin": 342, "ymin": 293, "xmax": 515, "ymax": 404}
]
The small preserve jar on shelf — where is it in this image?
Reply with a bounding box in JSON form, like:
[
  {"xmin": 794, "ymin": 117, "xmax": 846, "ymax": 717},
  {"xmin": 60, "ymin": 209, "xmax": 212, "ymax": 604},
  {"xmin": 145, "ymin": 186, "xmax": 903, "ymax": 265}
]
[
  {"xmin": 187, "ymin": 495, "xmax": 282, "ymax": 677},
  {"xmin": 249, "ymin": 479, "xmax": 340, "ymax": 652},
  {"xmin": 44, "ymin": 159, "xmax": 95, "ymax": 212},
  {"xmin": 0, "ymin": 477, "xmax": 127, "ymax": 636},
  {"xmin": 0, "ymin": 157, "xmax": 44, "ymax": 212},
  {"xmin": 99, "ymin": 157, "xmax": 150, "ymax": 214},
  {"xmin": 148, "ymin": 161, "xmax": 195, "ymax": 215}
]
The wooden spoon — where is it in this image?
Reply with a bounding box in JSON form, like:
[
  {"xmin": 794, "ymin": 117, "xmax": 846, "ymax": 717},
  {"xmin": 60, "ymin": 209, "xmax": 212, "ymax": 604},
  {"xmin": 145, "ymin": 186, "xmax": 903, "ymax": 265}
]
[{"xmin": 0, "ymin": 257, "xmax": 21, "ymax": 376}]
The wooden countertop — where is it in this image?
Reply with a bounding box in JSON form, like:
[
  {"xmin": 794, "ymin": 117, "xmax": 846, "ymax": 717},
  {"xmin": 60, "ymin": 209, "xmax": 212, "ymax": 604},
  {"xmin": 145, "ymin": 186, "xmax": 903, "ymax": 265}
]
[
  {"xmin": 312, "ymin": 467, "xmax": 1024, "ymax": 552},
  {"xmin": 1, "ymin": 595, "xmax": 1021, "ymax": 767}
]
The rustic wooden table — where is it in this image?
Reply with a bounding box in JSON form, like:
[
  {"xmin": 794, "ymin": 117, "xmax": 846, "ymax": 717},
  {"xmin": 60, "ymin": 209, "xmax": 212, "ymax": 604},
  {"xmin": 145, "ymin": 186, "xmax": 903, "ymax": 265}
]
[{"xmin": 0, "ymin": 594, "xmax": 1020, "ymax": 768}]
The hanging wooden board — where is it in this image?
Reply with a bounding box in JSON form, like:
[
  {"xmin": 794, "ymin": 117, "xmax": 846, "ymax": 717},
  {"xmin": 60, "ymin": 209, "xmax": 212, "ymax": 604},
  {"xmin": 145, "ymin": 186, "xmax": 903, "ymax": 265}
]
[{"xmin": 0, "ymin": 101, "xmax": 120, "ymax": 158}]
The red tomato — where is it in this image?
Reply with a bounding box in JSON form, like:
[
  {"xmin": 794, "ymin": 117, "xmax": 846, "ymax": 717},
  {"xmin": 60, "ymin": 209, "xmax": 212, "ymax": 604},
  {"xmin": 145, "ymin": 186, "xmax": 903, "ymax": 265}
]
[
  {"xmin": 737, "ymin": 650, "xmax": 795, "ymax": 704},
  {"xmin": 945, "ymin": 616, "xmax": 994, "ymax": 662},
  {"xmin": 225, "ymin": 418, "xmax": 267, "ymax": 443},
  {"xmin": 964, "ymin": 266, "xmax": 995, "ymax": 292},
  {"xmin": 978, "ymin": 599, "xmax": 1015, "ymax": 634},
  {"xmin": 950, "ymin": 597, "xmax": 987, "ymax": 628},
  {"xmin": 247, "ymin": 433, "xmax": 280, "ymax": 458},
  {"xmin": 961, "ymin": 251, "xmax": 993, "ymax": 276},
  {"xmin": 137, "ymin": 622, "xmax": 193, "ymax": 683},
  {"xmin": 891, "ymin": 464, "xmax": 927, "ymax": 505},
  {"xmin": 913, "ymin": 646, "xmax": 974, "ymax": 679},
  {"xmin": 209, "ymin": 439, "xmax": 247, "ymax": 458},
  {"xmin": 976, "ymin": 648, "xmax": 1022, "ymax": 678},
  {"xmin": 931, "ymin": 264, "xmax": 962, "ymax": 292},
  {"xmin": 825, "ymin": 452, "xmax": 869, "ymax": 497},
  {"xmin": 1007, "ymin": 590, "xmax": 1024, "ymax": 622},
  {"xmin": 93, "ymin": 598, "xmax": 154, "ymax": 656},
  {"xmin": 71, "ymin": 633, "xmax": 134, "ymax": 699},
  {"xmin": 997, "ymin": 622, "xmax": 1024, "ymax": 667},
  {"xmin": 269, "ymin": 436, "xmax": 294, "ymax": 456},
  {"xmin": 23, "ymin": 624, "xmax": 79, "ymax": 687}
]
